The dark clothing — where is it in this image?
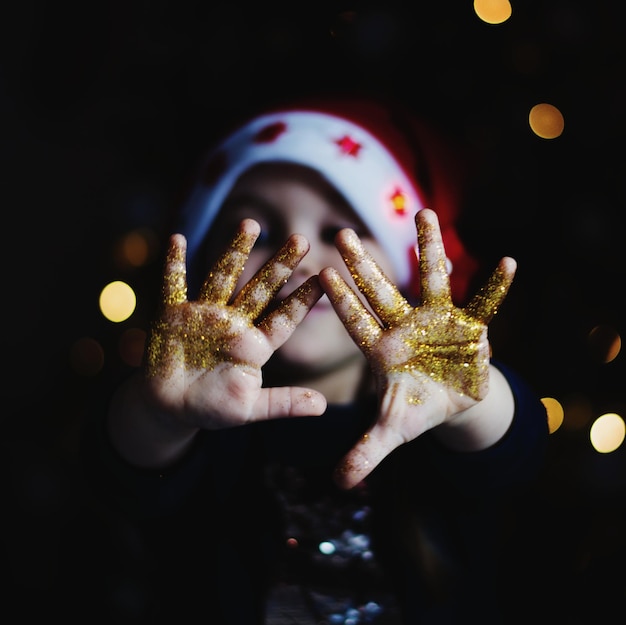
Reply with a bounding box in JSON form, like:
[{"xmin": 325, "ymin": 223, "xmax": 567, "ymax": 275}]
[{"xmin": 82, "ymin": 361, "xmax": 548, "ymax": 624}]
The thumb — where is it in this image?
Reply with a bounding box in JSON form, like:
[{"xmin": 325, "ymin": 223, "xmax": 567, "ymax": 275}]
[
  {"xmin": 333, "ymin": 425, "xmax": 400, "ymax": 489},
  {"xmin": 252, "ymin": 386, "xmax": 327, "ymax": 421}
]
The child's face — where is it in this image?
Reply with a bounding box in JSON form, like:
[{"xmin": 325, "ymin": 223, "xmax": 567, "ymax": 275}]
[{"xmin": 204, "ymin": 162, "xmax": 398, "ymax": 383}]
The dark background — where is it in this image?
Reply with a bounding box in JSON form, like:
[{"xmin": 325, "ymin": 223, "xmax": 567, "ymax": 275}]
[{"xmin": 2, "ymin": 0, "xmax": 625, "ymax": 621}]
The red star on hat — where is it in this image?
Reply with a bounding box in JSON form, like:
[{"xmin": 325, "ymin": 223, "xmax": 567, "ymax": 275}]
[{"xmin": 335, "ymin": 135, "xmax": 362, "ymax": 156}]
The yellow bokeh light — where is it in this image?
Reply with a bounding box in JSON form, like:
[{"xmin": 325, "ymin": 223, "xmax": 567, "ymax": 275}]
[
  {"xmin": 99, "ymin": 281, "xmax": 137, "ymax": 323},
  {"xmin": 590, "ymin": 413, "xmax": 625, "ymax": 454},
  {"xmin": 529, "ymin": 103, "xmax": 565, "ymax": 139},
  {"xmin": 473, "ymin": 0, "xmax": 512, "ymax": 24},
  {"xmin": 541, "ymin": 397, "xmax": 564, "ymax": 434}
]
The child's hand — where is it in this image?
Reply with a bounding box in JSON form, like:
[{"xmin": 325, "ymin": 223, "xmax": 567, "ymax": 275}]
[
  {"xmin": 144, "ymin": 218, "xmax": 327, "ymax": 430},
  {"xmin": 320, "ymin": 208, "xmax": 516, "ymax": 489}
]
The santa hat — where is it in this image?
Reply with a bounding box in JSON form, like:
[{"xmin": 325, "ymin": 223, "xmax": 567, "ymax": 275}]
[{"xmin": 177, "ymin": 97, "xmax": 479, "ymax": 302}]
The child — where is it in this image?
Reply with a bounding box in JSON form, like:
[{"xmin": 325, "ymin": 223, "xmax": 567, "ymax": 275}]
[{"xmin": 85, "ymin": 95, "xmax": 549, "ymax": 624}]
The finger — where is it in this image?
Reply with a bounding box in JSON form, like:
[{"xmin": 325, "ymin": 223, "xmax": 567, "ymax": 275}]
[
  {"xmin": 464, "ymin": 256, "xmax": 517, "ymax": 324},
  {"xmin": 333, "ymin": 425, "xmax": 398, "ymax": 490},
  {"xmin": 416, "ymin": 209, "xmax": 452, "ymax": 306},
  {"xmin": 233, "ymin": 234, "xmax": 310, "ymax": 320},
  {"xmin": 257, "ymin": 275, "xmax": 324, "ymax": 350},
  {"xmin": 319, "ymin": 267, "xmax": 383, "ymax": 353},
  {"xmin": 162, "ymin": 234, "xmax": 189, "ymax": 306},
  {"xmin": 334, "ymin": 380, "xmax": 427, "ymax": 489},
  {"xmin": 198, "ymin": 218, "xmax": 260, "ymax": 304},
  {"xmin": 252, "ymin": 385, "xmax": 327, "ymax": 420},
  {"xmin": 334, "ymin": 228, "xmax": 412, "ymax": 327}
]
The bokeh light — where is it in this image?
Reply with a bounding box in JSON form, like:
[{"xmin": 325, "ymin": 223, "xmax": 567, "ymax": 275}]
[
  {"xmin": 529, "ymin": 103, "xmax": 565, "ymax": 139},
  {"xmin": 99, "ymin": 281, "xmax": 137, "ymax": 323},
  {"xmin": 69, "ymin": 336, "xmax": 105, "ymax": 376},
  {"xmin": 541, "ymin": 397, "xmax": 564, "ymax": 433},
  {"xmin": 118, "ymin": 327, "xmax": 147, "ymax": 367},
  {"xmin": 561, "ymin": 393, "xmax": 594, "ymax": 430},
  {"xmin": 114, "ymin": 228, "xmax": 160, "ymax": 269},
  {"xmin": 587, "ymin": 325, "xmax": 621, "ymax": 364},
  {"xmin": 590, "ymin": 412, "xmax": 625, "ymax": 453},
  {"xmin": 473, "ymin": 0, "xmax": 512, "ymax": 24}
]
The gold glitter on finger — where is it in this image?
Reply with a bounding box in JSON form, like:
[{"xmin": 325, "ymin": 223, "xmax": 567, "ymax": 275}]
[
  {"xmin": 416, "ymin": 212, "xmax": 452, "ymax": 307},
  {"xmin": 348, "ymin": 257, "xmax": 412, "ymax": 329},
  {"xmin": 337, "ymin": 229, "xmax": 412, "ymax": 327},
  {"xmin": 162, "ymin": 236, "xmax": 188, "ymax": 306},
  {"xmin": 145, "ymin": 320, "xmax": 174, "ymax": 378},
  {"xmin": 354, "ymin": 271, "xmax": 412, "ymax": 329},
  {"xmin": 257, "ymin": 276, "xmax": 324, "ymax": 350},
  {"xmin": 257, "ymin": 276, "xmax": 322, "ymax": 337},
  {"xmin": 464, "ymin": 264, "xmax": 513, "ymax": 324},
  {"xmin": 233, "ymin": 237, "xmax": 308, "ymax": 320},
  {"xmin": 198, "ymin": 229, "xmax": 257, "ymax": 304},
  {"xmin": 324, "ymin": 269, "xmax": 382, "ymax": 353}
]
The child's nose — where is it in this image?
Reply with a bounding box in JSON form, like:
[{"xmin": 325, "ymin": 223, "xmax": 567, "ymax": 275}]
[{"xmin": 290, "ymin": 242, "xmax": 323, "ymax": 280}]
